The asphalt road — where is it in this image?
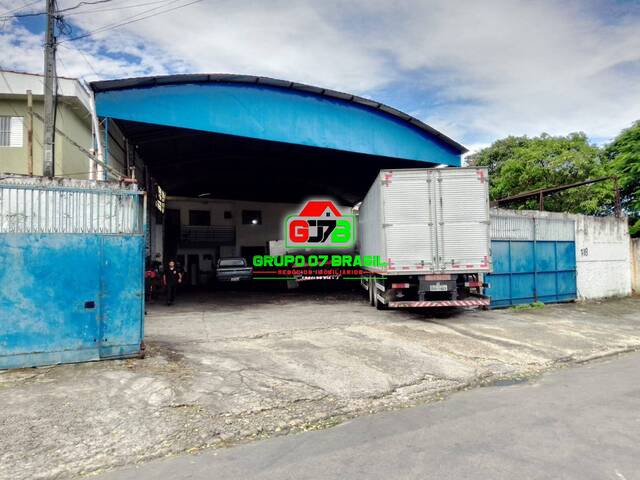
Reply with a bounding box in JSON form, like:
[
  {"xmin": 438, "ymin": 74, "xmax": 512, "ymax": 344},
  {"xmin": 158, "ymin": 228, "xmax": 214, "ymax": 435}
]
[{"xmin": 96, "ymin": 353, "xmax": 640, "ymax": 480}]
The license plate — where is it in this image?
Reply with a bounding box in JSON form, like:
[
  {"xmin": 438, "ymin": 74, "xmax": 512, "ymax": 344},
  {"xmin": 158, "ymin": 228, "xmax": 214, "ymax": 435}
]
[
  {"xmin": 230, "ymin": 277, "xmax": 240, "ymax": 282},
  {"xmin": 429, "ymin": 283, "xmax": 448, "ymax": 292}
]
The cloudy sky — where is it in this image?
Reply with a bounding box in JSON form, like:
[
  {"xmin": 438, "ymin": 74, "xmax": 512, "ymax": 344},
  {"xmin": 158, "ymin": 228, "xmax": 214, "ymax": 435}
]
[{"xmin": 1, "ymin": 0, "xmax": 639, "ymax": 152}]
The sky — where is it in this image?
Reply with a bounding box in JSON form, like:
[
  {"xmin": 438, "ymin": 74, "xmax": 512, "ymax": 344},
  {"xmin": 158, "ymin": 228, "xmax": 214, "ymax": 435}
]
[{"xmin": 1, "ymin": 0, "xmax": 639, "ymax": 153}]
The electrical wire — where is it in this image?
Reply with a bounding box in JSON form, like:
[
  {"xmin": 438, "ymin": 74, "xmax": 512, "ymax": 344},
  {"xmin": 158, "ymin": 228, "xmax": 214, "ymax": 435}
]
[
  {"xmin": 1, "ymin": 0, "xmax": 113, "ymax": 19},
  {"xmin": 58, "ymin": 43, "xmax": 101, "ymax": 78},
  {"xmin": 57, "ymin": 0, "xmax": 113, "ymax": 13},
  {"xmin": 59, "ymin": 0, "xmax": 175, "ymax": 16},
  {"xmin": 59, "ymin": 0, "xmax": 202, "ymax": 43},
  {"xmin": 0, "ymin": 0, "xmax": 41, "ymax": 17}
]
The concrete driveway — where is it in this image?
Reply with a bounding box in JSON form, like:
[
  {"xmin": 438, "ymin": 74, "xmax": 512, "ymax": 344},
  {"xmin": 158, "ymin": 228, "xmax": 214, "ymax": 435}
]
[
  {"xmin": 1, "ymin": 289, "xmax": 639, "ymax": 480},
  {"xmin": 95, "ymin": 352, "xmax": 640, "ymax": 480}
]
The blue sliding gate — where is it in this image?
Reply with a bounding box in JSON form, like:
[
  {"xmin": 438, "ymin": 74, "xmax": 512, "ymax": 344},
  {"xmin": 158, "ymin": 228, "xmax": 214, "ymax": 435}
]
[
  {"xmin": 0, "ymin": 177, "xmax": 146, "ymax": 369},
  {"xmin": 486, "ymin": 213, "xmax": 577, "ymax": 308}
]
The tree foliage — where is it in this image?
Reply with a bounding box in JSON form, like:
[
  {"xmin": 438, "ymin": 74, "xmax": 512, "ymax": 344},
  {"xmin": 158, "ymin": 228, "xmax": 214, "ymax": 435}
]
[
  {"xmin": 603, "ymin": 121, "xmax": 640, "ymax": 235},
  {"xmin": 467, "ymin": 132, "xmax": 613, "ymax": 214}
]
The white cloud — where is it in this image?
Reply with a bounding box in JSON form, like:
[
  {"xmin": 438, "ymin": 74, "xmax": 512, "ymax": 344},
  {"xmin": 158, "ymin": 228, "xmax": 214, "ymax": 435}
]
[
  {"xmin": 370, "ymin": 0, "xmax": 640, "ymax": 143},
  {"xmin": 1, "ymin": 0, "xmax": 639, "ymax": 147}
]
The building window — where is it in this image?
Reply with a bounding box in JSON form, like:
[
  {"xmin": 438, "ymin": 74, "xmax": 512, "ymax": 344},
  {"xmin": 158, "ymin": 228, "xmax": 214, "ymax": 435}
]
[
  {"xmin": 242, "ymin": 210, "xmax": 262, "ymax": 225},
  {"xmin": 189, "ymin": 210, "xmax": 210, "ymax": 226},
  {"xmin": 224, "ymin": 210, "xmax": 232, "ymax": 219},
  {"xmin": 0, "ymin": 116, "xmax": 24, "ymax": 147}
]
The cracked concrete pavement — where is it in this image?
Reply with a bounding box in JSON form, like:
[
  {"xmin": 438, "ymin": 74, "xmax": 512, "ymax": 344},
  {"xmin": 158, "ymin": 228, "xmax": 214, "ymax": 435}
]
[{"xmin": 1, "ymin": 289, "xmax": 639, "ymax": 480}]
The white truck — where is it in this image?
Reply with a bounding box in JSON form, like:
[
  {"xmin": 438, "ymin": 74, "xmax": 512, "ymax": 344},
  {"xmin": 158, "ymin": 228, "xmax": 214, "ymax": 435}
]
[{"xmin": 357, "ymin": 167, "xmax": 492, "ymax": 309}]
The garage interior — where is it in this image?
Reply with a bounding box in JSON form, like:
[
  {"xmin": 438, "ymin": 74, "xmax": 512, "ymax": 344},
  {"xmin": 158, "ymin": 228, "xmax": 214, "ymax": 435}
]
[{"xmin": 114, "ymin": 119, "xmax": 431, "ymax": 286}]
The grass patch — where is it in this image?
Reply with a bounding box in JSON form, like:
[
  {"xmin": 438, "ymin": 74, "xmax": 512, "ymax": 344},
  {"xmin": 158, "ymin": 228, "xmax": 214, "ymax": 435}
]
[{"xmin": 512, "ymin": 301, "xmax": 545, "ymax": 311}]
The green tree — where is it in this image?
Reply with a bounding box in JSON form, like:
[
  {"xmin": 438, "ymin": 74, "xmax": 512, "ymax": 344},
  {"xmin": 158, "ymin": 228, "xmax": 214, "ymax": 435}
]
[
  {"xmin": 604, "ymin": 121, "xmax": 640, "ymax": 235},
  {"xmin": 467, "ymin": 132, "xmax": 613, "ymax": 214}
]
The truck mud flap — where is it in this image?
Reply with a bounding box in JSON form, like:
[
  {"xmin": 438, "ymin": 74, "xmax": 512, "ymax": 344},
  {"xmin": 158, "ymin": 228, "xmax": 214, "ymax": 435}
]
[{"xmin": 388, "ymin": 298, "xmax": 490, "ymax": 308}]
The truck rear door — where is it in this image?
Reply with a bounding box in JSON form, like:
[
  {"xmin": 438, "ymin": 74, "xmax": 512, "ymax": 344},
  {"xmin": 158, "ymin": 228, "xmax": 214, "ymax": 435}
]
[
  {"xmin": 433, "ymin": 168, "xmax": 490, "ymax": 272},
  {"xmin": 382, "ymin": 170, "xmax": 436, "ymax": 272}
]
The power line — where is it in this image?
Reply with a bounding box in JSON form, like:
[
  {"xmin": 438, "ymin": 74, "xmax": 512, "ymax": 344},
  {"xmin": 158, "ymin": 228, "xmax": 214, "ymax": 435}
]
[
  {"xmin": 60, "ymin": 0, "xmax": 175, "ymax": 16},
  {"xmin": 59, "ymin": 0, "xmax": 202, "ymax": 43},
  {"xmin": 0, "ymin": 0, "xmax": 41, "ymax": 17},
  {"xmin": 63, "ymin": 0, "xmax": 197, "ymax": 42},
  {"xmin": 0, "ymin": 10, "xmax": 44, "ymax": 19},
  {"xmin": 1, "ymin": 0, "xmax": 113, "ymax": 19},
  {"xmin": 58, "ymin": 43, "xmax": 101, "ymax": 78},
  {"xmin": 57, "ymin": 0, "xmax": 113, "ymax": 13}
]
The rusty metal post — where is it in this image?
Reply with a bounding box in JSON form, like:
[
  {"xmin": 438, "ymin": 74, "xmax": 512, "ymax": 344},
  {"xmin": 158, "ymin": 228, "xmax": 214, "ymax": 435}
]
[
  {"xmin": 538, "ymin": 191, "xmax": 544, "ymax": 211},
  {"xmin": 613, "ymin": 176, "xmax": 621, "ymax": 218},
  {"xmin": 26, "ymin": 89, "xmax": 33, "ymax": 175}
]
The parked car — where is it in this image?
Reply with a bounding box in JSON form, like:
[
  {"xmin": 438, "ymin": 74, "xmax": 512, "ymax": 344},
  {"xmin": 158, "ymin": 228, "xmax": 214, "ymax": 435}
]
[{"xmin": 215, "ymin": 257, "xmax": 253, "ymax": 282}]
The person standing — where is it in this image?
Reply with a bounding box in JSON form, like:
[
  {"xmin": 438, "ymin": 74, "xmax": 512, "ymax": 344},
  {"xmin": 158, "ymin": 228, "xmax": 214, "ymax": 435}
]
[{"xmin": 163, "ymin": 260, "xmax": 182, "ymax": 306}]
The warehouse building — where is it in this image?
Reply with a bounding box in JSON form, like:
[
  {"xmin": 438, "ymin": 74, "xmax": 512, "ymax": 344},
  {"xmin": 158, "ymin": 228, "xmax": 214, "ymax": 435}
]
[
  {"xmin": 1, "ymin": 72, "xmax": 467, "ymax": 274},
  {"xmin": 89, "ymin": 74, "xmax": 467, "ymax": 276},
  {"xmin": 2, "ymin": 71, "xmax": 468, "ymax": 291},
  {"xmin": 0, "ymin": 72, "xmax": 467, "ymax": 368}
]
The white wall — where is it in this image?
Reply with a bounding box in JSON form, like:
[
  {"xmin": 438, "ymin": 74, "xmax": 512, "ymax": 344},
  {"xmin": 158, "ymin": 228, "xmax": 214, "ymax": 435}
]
[{"xmin": 575, "ymin": 215, "xmax": 632, "ymax": 300}]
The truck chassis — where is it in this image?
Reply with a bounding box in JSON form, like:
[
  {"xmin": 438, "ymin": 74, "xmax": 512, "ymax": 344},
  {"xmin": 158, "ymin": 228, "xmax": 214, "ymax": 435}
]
[{"xmin": 362, "ymin": 273, "xmax": 490, "ymax": 309}]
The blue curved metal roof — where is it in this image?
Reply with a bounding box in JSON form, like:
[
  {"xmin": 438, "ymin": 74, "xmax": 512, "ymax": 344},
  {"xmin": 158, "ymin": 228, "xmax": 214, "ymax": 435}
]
[{"xmin": 91, "ymin": 74, "xmax": 466, "ymax": 166}]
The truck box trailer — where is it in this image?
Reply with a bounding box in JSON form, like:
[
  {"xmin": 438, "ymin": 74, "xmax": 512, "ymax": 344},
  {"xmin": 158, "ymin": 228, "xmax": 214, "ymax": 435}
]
[{"xmin": 357, "ymin": 167, "xmax": 491, "ymax": 308}]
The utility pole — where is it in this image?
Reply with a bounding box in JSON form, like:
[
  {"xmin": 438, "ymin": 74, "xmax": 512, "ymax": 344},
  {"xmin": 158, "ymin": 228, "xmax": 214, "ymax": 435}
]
[
  {"xmin": 43, "ymin": 0, "xmax": 57, "ymax": 177},
  {"xmin": 27, "ymin": 89, "xmax": 33, "ymax": 175}
]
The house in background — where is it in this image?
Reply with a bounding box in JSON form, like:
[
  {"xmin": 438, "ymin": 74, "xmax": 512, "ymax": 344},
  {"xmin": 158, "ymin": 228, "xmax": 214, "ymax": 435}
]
[{"xmin": 0, "ymin": 70, "xmax": 133, "ymax": 179}]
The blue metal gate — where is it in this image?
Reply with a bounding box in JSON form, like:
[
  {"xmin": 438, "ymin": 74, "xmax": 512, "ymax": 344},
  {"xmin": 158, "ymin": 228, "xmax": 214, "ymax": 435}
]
[
  {"xmin": 486, "ymin": 212, "xmax": 576, "ymax": 307},
  {"xmin": 0, "ymin": 177, "xmax": 145, "ymax": 369}
]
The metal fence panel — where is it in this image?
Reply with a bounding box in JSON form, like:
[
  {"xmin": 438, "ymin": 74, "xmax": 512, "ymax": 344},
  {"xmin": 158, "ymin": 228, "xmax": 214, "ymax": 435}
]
[
  {"xmin": 0, "ymin": 177, "xmax": 145, "ymax": 369},
  {"xmin": 0, "ymin": 180, "xmax": 143, "ymax": 234},
  {"xmin": 490, "ymin": 214, "xmax": 534, "ymax": 240},
  {"xmin": 535, "ymin": 217, "xmax": 575, "ymax": 241}
]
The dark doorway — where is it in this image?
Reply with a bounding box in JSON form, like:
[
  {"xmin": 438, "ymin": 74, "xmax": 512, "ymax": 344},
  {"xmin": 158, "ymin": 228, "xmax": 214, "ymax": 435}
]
[{"xmin": 164, "ymin": 208, "xmax": 180, "ymax": 261}]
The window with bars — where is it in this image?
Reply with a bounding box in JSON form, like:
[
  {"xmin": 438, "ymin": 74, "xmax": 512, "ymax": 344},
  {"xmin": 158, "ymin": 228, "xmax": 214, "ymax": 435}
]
[{"xmin": 0, "ymin": 116, "xmax": 24, "ymax": 147}]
